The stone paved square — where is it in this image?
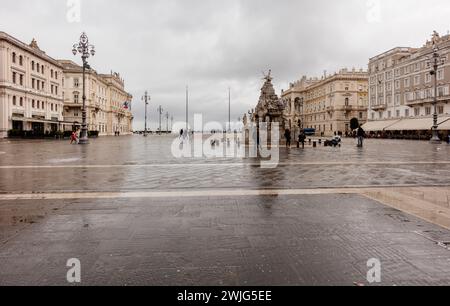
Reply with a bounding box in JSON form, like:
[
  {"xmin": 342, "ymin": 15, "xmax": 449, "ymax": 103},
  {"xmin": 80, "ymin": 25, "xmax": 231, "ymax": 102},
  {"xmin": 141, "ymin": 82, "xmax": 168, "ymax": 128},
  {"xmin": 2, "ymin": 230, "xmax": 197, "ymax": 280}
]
[{"xmin": 1, "ymin": 136, "xmax": 450, "ymax": 286}]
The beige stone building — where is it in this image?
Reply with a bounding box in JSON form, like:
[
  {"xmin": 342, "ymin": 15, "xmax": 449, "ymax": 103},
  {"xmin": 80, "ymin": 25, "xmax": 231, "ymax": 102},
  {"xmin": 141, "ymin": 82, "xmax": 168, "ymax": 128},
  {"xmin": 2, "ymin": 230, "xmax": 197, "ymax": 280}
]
[
  {"xmin": 365, "ymin": 31, "xmax": 450, "ymax": 137},
  {"xmin": 281, "ymin": 69, "xmax": 369, "ymax": 137},
  {"xmin": 0, "ymin": 32, "xmax": 64, "ymax": 138},
  {"xmin": 58, "ymin": 60, "xmax": 133, "ymax": 136}
]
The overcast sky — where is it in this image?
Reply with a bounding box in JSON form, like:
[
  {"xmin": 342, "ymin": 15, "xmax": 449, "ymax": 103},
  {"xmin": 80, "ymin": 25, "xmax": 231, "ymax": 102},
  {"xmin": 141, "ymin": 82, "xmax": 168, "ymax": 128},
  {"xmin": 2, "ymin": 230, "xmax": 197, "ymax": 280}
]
[{"xmin": 2, "ymin": 0, "xmax": 450, "ymax": 130}]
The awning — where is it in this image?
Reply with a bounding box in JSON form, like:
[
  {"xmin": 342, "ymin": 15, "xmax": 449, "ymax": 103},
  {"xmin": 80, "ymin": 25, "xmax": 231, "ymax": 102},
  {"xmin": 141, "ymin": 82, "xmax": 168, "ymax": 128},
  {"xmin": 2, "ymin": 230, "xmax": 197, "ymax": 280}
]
[
  {"xmin": 438, "ymin": 118, "xmax": 450, "ymax": 130},
  {"xmin": 362, "ymin": 120, "xmax": 400, "ymax": 132},
  {"xmin": 385, "ymin": 116, "xmax": 450, "ymax": 131}
]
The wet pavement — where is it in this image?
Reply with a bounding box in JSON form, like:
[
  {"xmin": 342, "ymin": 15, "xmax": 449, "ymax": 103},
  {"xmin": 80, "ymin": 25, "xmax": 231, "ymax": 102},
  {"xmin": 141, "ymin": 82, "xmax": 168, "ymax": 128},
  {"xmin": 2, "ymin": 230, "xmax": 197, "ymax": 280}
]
[
  {"xmin": 0, "ymin": 135, "xmax": 450, "ymax": 285},
  {"xmin": 0, "ymin": 136, "xmax": 450, "ymax": 193}
]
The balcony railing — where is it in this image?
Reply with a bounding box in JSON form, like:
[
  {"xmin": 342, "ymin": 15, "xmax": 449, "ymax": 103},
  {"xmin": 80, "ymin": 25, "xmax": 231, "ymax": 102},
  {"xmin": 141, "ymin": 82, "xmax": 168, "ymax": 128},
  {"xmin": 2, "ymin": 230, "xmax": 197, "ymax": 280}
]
[
  {"xmin": 65, "ymin": 102, "xmax": 81, "ymax": 107},
  {"xmin": 406, "ymin": 95, "xmax": 450, "ymax": 106},
  {"xmin": 343, "ymin": 105, "xmax": 353, "ymax": 112},
  {"xmin": 371, "ymin": 104, "xmax": 387, "ymax": 111}
]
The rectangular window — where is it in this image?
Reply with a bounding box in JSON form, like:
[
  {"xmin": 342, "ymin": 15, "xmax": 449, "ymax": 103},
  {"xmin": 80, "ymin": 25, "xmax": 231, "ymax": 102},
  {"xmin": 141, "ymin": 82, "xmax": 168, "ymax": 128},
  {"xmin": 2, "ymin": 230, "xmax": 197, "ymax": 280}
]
[
  {"xmin": 405, "ymin": 109, "xmax": 410, "ymax": 117},
  {"xmin": 438, "ymin": 106, "xmax": 444, "ymax": 114},
  {"xmin": 395, "ymin": 94, "xmax": 400, "ymax": 105},
  {"xmin": 414, "ymin": 75, "xmax": 420, "ymax": 85},
  {"xmin": 396, "ymin": 110, "xmax": 400, "ymax": 118},
  {"xmin": 12, "ymin": 72, "xmax": 16, "ymax": 84},
  {"xmin": 404, "ymin": 78, "xmax": 410, "ymax": 87},
  {"xmin": 74, "ymin": 79, "xmax": 79, "ymax": 87},
  {"xmin": 425, "ymin": 107, "xmax": 431, "ymax": 115},
  {"xmin": 414, "ymin": 108, "xmax": 420, "ymax": 116},
  {"xmin": 437, "ymin": 69, "xmax": 444, "ymax": 81}
]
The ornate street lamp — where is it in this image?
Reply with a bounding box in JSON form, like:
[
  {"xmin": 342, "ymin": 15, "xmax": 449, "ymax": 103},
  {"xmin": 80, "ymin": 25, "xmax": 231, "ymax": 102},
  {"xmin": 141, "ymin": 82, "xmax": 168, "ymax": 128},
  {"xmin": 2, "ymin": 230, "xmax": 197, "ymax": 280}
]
[
  {"xmin": 427, "ymin": 36, "xmax": 446, "ymax": 144},
  {"xmin": 142, "ymin": 91, "xmax": 150, "ymax": 136},
  {"xmin": 72, "ymin": 32, "xmax": 95, "ymax": 144}
]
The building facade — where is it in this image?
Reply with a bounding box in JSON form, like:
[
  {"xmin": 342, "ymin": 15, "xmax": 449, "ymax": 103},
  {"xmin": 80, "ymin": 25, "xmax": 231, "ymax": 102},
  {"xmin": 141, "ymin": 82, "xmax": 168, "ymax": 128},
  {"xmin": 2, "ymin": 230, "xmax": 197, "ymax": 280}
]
[
  {"xmin": 365, "ymin": 31, "xmax": 450, "ymax": 137},
  {"xmin": 0, "ymin": 32, "xmax": 64, "ymax": 138},
  {"xmin": 58, "ymin": 60, "xmax": 133, "ymax": 136},
  {"xmin": 281, "ymin": 68, "xmax": 369, "ymax": 137}
]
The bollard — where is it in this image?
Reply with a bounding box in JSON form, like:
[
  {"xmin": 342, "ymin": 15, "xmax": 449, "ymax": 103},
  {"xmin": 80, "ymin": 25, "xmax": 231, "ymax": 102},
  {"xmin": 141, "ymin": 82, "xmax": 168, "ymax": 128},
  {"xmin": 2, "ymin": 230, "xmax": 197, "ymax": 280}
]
[
  {"xmin": 313, "ymin": 141, "xmax": 317, "ymax": 148},
  {"xmin": 319, "ymin": 139, "xmax": 322, "ymax": 144}
]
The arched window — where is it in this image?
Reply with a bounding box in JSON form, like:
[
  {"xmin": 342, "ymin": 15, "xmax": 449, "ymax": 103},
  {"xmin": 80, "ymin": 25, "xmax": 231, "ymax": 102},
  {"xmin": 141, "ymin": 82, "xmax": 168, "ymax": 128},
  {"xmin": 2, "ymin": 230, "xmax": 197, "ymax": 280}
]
[
  {"xmin": 12, "ymin": 96, "xmax": 16, "ymax": 105},
  {"xmin": 12, "ymin": 52, "xmax": 16, "ymax": 63},
  {"xmin": 31, "ymin": 61, "xmax": 35, "ymax": 70},
  {"xmin": 345, "ymin": 98, "xmax": 349, "ymax": 106},
  {"xmin": 19, "ymin": 97, "xmax": 23, "ymax": 107},
  {"xmin": 51, "ymin": 69, "xmax": 54, "ymax": 78},
  {"xmin": 41, "ymin": 65, "xmax": 44, "ymax": 74},
  {"xmin": 37, "ymin": 63, "xmax": 40, "ymax": 73},
  {"xmin": 19, "ymin": 55, "xmax": 23, "ymax": 66}
]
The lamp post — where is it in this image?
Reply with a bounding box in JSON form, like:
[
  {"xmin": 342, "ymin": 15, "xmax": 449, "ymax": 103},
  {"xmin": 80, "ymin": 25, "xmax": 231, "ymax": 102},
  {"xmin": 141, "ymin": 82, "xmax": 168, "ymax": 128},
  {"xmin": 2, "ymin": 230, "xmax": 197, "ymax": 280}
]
[
  {"xmin": 157, "ymin": 105, "xmax": 164, "ymax": 135},
  {"xmin": 142, "ymin": 91, "xmax": 150, "ymax": 136},
  {"xmin": 170, "ymin": 116, "xmax": 173, "ymax": 133},
  {"xmin": 165, "ymin": 112, "xmax": 169, "ymax": 134},
  {"xmin": 427, "ymin": 37, "xmax": 446, "ymax": 144},
  {"xmin": 72, "ymin": 32, "xmax": 95, "ymax": 145}
]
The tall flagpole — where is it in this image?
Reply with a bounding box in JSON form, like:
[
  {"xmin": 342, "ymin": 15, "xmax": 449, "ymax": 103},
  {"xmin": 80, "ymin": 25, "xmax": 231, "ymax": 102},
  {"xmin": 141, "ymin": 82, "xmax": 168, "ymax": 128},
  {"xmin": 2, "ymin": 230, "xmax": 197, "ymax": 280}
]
[
  {"xmin": 228, "ymin": 87, "xmax": 231, "ymax": 132},
  {"xmin": 186, "ymin": 86, "xmax": 189, "ymax": 132}
]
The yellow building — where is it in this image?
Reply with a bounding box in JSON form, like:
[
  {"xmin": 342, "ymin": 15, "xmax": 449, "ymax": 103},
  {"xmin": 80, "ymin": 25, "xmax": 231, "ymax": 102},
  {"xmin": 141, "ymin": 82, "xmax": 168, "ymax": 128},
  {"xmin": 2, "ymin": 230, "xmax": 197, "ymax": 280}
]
[
  {"xmin": 281, "ymin": 69, "xmax": 369, "ymax": 137},
  {"xmin": 0, "ymin": 32, "xmax": 64, "ymax": 138},
  {"xmin": 59, "ymin": 60, "xmax": 133, "ymax": 135}
]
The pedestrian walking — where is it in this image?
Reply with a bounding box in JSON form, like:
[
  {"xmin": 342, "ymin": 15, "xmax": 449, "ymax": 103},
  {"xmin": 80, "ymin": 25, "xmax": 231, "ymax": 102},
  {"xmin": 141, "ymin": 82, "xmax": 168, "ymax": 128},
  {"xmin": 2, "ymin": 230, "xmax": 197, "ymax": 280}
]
[
  {"xmin": 70, "ymin": 131, "xmax": 77, "ymax": 144},
  {"xmin": 299, "ymin": 132, "xmax": 306, "ymax": 149},
  {"xmin": 284, "ymin": 129, "xmax": 292, "ymax": 148},
  {"xmin": 357, "ymin": 125, "xmax": 366, "ymax": 147}
]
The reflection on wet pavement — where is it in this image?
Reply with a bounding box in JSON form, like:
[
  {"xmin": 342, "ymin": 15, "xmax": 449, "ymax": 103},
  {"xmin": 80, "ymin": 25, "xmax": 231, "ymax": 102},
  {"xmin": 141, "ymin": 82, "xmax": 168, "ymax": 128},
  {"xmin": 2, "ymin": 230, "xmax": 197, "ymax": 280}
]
[{"xmin": 0, "ymin": 136, "xmax": 449, "ymax": 193}]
